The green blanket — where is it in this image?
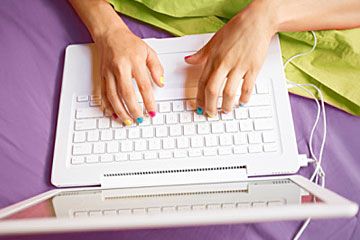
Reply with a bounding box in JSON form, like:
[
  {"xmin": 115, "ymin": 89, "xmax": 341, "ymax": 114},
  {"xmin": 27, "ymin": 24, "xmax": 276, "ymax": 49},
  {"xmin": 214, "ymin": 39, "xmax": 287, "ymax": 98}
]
[{"xmin": 110, "ymin": 0, "xmax": 360, "ymax": 116}]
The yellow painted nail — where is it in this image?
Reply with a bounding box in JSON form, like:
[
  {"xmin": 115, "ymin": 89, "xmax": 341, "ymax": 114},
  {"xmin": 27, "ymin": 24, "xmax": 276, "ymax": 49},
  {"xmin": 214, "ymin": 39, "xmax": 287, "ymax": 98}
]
[
  {"xmin": 159, "ymin": 76, "xmax": 165, "ymax": 85},
  {"xmin": 123, "ymin": 119, "xmax": 132, "ymax": 126},
  {"xmin": 207, "ymin": 112, "xmax": 216, "ymax": 118}
]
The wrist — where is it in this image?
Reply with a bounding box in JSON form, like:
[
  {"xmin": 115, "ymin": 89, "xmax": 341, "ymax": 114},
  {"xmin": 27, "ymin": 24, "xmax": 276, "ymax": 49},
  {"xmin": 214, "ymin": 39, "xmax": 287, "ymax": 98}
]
[{"xmin": 245, "ymin": 0, "xmax": 281, "ymax": 36}]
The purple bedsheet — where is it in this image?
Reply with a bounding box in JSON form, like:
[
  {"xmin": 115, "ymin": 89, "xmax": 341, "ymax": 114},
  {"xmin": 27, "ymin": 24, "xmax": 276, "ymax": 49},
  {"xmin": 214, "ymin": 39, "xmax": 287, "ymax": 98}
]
[{"xmin": 0, "ymin": 1, "xmax": 359, "ymax": 239}]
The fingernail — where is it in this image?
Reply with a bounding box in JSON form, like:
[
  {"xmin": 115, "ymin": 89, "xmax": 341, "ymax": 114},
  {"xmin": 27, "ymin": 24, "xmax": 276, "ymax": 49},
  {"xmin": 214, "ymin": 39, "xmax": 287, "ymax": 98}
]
[
  {"xmin": 196, "ymin": 107, "xmax": 203, "ymax": 115},
  {"xmin": 159, "ymin": 76, "xmax": 165, "ymax": 85},
  {"xmin": 207, "ymin": 112, "xmax": 216, "ymax": 118},
  {"xmin": 184, "ymin": 55, "xmax": 191, "ymax": 60},
  {"xmin": 239, "ymin": 102, "xmax": 246, "ymax": 107},
  {"xmin": 221, "ymin": 110, "xmax": 229, "ymax": 114},
  {"xmin": 123, "ymin": 119, "xmax": 132, "ymax": 126},
  {"xmin": 136, "ymin": 117, "xmax": 143, "ymax": 124},
  {"xmin": 112, "ymin": 113, "xmax": 118, "ymax": 119},
  {"xmin": 149, "ymin": 111, "xmax": 156, "ymax": 118}
]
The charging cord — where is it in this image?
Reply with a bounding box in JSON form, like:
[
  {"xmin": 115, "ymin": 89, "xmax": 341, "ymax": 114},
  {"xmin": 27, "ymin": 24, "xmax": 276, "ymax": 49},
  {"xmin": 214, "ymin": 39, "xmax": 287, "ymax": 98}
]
[{"xmin": 283, "ymin": 31, "xmax": 327, "ymax": 239}]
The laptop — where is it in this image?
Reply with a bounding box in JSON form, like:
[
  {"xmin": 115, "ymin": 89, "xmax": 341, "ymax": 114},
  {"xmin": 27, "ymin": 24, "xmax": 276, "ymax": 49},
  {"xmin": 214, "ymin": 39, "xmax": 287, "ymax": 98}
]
[{"xmin": 0, "ymin": 34, "xmax": 357, "ymax": 235}]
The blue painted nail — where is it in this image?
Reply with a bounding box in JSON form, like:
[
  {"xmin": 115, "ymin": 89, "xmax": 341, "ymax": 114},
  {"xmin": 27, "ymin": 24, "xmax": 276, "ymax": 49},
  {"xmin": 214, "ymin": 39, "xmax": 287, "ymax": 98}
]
[
  {"xmin": 196, "ymin": 107, "xmax": 203, "ymax": 115},
  {"xmin": 136, "ymin": 117, "xmax": 143, "ymax": 124}
]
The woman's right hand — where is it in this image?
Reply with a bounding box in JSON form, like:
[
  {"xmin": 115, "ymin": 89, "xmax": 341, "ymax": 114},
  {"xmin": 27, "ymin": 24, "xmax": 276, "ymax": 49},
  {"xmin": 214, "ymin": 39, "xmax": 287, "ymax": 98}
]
[{"xmin": 95, "ymin": 27, "xmax": 164, "ymax": 125}]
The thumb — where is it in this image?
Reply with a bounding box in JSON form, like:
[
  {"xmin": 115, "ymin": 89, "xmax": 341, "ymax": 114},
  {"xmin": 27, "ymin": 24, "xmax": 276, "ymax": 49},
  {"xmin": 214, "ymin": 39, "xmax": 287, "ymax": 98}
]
[{"xmin": 184, "ymin": 45, "xmax": 208, "ymax": 65}]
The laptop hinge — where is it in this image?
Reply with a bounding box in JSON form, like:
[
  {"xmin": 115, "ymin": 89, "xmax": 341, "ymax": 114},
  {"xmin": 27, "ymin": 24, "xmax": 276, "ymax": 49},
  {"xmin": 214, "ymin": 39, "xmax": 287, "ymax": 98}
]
[{"xmin": 100, "ymin": 166, "xmax": 248, "ymax": 189}]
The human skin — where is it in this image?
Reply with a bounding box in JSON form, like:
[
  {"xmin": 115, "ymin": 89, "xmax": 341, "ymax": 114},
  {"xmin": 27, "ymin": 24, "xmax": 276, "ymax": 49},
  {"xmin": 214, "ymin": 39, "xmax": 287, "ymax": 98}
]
[{"xmin": 69, "ymin": 0, "xmax": 360, "ymax": 121}]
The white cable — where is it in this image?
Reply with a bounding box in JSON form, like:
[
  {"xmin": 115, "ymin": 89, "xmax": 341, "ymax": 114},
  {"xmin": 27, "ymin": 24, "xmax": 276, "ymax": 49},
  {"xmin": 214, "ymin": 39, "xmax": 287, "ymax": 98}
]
[{"xmin": 283, "ymin": 31, "xmax": 328, "ymax": 240}]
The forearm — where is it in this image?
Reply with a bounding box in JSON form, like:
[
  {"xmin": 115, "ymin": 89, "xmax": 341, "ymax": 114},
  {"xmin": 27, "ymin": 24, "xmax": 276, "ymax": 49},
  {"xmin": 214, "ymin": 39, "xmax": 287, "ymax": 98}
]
[
  {"xmin": 250, "ymin": 0, "xmax": 360, "ymax": 33},
  {"xmin": 69, "ymin": 0, "xmax": 128, "ymax": 41}
]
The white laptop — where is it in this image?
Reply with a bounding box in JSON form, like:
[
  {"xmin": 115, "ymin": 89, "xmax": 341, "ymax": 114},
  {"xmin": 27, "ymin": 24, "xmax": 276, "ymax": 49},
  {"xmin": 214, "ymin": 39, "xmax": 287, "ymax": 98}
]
[{"xmin": 0, "ymin": 34, "xmax": 357, "ymax": 236}]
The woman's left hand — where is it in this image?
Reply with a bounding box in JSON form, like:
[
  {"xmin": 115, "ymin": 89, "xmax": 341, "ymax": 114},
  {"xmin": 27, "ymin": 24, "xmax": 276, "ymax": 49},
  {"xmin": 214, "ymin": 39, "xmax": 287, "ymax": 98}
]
[{"xmin": 185, "ymin": 0, "xmax": 276, "ymax": 116}]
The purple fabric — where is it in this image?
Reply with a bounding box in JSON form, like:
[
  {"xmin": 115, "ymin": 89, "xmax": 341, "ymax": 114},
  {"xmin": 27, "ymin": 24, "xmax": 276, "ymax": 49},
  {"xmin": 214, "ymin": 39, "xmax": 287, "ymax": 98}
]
[{"xmin": 0, "ymin": 1, "xmax": 359, "ymax": 239}]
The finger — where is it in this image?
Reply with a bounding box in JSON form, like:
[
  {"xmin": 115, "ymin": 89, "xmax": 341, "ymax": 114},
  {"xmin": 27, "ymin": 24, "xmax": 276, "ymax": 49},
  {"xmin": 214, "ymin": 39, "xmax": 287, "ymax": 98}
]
[
  {"xmin": 195, "ymin": 58, "xmax": 213, "ymax": 114},
  {"xmin": 204, "ymin": 66, "xmax": 229, "ymax": 117},
  {"xmin": 185, "ymin": 34, "xmax": 218, "ymax": 65},
  {"xmin": 115, "ymin": 67, "xmax": 144, "ymax": 124},
  {"xmin": 239, "ymin": 71, "xmax": 257, "ymax": 105},
  {"xmin": 147, "ymin": 48, "xmax": 164, "ymax": 87},
  {"xmin": 133, "ymin": 65, "xmax": 157, "ymax": 118},
  {"xmin": 104, "ymin": 72, "xmax": 133, "ymax": 125},
  {"xmin": 222, "ymin": 68, "xmax": 245, "ymax": 113}
]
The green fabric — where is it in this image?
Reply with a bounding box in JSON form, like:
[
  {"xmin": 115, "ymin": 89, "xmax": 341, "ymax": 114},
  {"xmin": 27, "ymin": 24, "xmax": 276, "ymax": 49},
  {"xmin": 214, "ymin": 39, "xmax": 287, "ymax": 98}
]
[{"xmin": 110, "ymin": 0, "xmax": 360, "ymax": 116}]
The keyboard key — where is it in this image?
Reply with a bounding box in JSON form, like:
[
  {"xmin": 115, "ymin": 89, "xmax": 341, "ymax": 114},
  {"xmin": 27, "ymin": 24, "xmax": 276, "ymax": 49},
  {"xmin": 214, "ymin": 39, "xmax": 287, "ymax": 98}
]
[
  {"xmin": 248, "ymin": 132, "xmax": 262, "ymax": 144},
  {"xmin": 239, "ymin": 120, "xmax": 253, "ymax": 131},
  {"xmin": 93, "ymin": 142, "xmax": 105, "ymax": 154},
  {"xmin": 156, "ymin": 126, "xmax": 168, "ymax": 137},
  {"xmin": 264, "ymin": 143, "xmax": 277, "ymax": 152},
  {"xmin": 149, "ymin": 138, "xmax": 161, "ymax": 150},
  {"xmin": 144, "ymin": 151, "xmax": 157, "ymax": 160},
  {"xmin": 100, "ymin": 154, "xmax": 113, "ymax": 163},
  {"xmin": 191, "ymin": 136, "xmax": 204, "ymax": 148},
  {"xmin": 194, "ymin": 113, "xmax": 206, "ymax": 122},
  {"xmin": 90, "ymin": 95, "xmax": 101, "ymax": 101},
  {"xmin": 235, "ymin": 108, "xmax": 248, "ymax": 119},
  {"xmin": 234, "ymin": 133, "xmax": 247, "ymax": 145},
  {"xmin": 134, "ymin": 139, "xmax": 147, "ymax": 151},
  {"xmin": 114, "ymin": 129, "xmax": 126, "ymax": 139},
  {"xmin": 247, "ymin": 95, "xmax": 270, "ymax": 106},
  {"xmin": 233, "ymin": 146, "xmax": 248, "ymax": 154},
  {"xmin": 207, "ymin": 114, "xmax": 220, "ymax": 121},
  {"xmin": 85, "ymin": 155, "xmax": 99, "ymax": 163},
  {"xmin": 73, "ymin": 132, "xmax": 86, "ymax": 143},
  {"xmin": 129, "ymin": 152, "xmax": 142, "ymax": 160},
  {"xmin": 256, "ymin": 82, "xmax": 269, "ymax": 94},
  {"xmin": 107, "ymin": 141, "xmax": 119, "ymax": 153},
  {"xmin": 111, "ymin": 119, "xmax": 123, "ymax": 128},
  {"xmin": 128, "ymin": 128, "xmax": 140, "ymax": 139},
  {"xmin": 211, "ymin": 122, "xmax": 225, "ymax": 133},
  {"xmin": 158, "ymin": 102, "xmax": 171, "ymax": 112},
  {"xmin": 169, "ymin": 125, "xmax": 182, "ymax": 136},
  {"xmin": 76, "ymin": 108, "xmax": 103, "ymax": 119},
  {"xmin": 90, "ymin": 100, "xmax": 101, "ymax": 107},
  {"xmin": 159, "ymin": 151, "xmax": 172, "ymax": 159},
  {"xmin": 221, "ymin": 112, "xmax": 234, "ymax": 120},
  {"xmin": 248, "ymin": 144, "xmax": 262, "ymax": 153},
  {"xmin": 72, "ymin": 143, "xmax": 92, "ymax": 155},
  {"xmin": 225, "ymin": 121, "xmax": 238, "ymax": 133},
  {"xmin": 262, "ymin": 131, "xmax": 276, "ymax": 143},
  {"xmin": 179, "ymin": 112, "xmax": 192, "ymax": 123},
  {"xmin": 121, "ymin": 140, "xmax": 133, "ymax": 152},
  {"xmin": 142, "ymin": 126, "xmax": 154, "ymax": 138},
  {"xmin": 100, "ymin": 129, "xmax": 113, "ymax": 141},
  {"xmin": 114, "ymin": 153, "xmax": 128, "ymax": 161},
  {"xmin": 218, "ymin": 147, "xmax": 232, "ymax": 155},
  {"xmin": 71, "ymin": 156, "xmax": 85, "ymax": 165},
  {"xmin": 205, "ymin": 135, "xmax": 217, "ymax": 147},
  {"xmin": 75, "ymin": 119, "xmax": 97, "ymax": 131},
  {"xmin": 189, "ymin": 149, "xmax": 202, "ymax": 157},
  {"xmin": 183, "ymin": 124, "xmax": 196, "ymax": 135},
  {"xmin": 152, "ymin": 113, "xmax": 164, "ymax": 125},
  {"xmin": 172, "ymin": 101, "xmax": 184, "ymax": 112},
  {"xmin": 254, "ymin": 119, "xmax": 273, "ymax": 130},
  {"xmin": 165, "ymin": 113, "xmax": 178, "ymax": 124},
  {"xmin": 98, "ymin": 118, "xmax": 110, "ymax": 129},
  {"xmin": 249, "ymin": 107, "xmax": 272, "ymax": 118},
  {"xmin": 163, "ymin": 138, "xmax": 175, "ymax": 149},
  {"xmin": 77, "ymin": 95, "xmax": 88, "ymax": 102},
  {"xmin": 204, "ymin": 147, "xmax": 217, "ymax": 156},
  {"xmin": 219, "ymin": 135, "xmax": 233, "ymax": 146},
  {"xmin": 87, "ymin": 130, "xmax": 100, "ymax": 141},
  {"xmin": 197, "ymin": 123, "xmax": 211, "ymax": 134},
  {"xmin": 176, "ymin": 137, "xmax": 189, "ymax": 149},
  {"xmin": 174, "ymin": 150, "xmax": 187, "ymax": 158}
]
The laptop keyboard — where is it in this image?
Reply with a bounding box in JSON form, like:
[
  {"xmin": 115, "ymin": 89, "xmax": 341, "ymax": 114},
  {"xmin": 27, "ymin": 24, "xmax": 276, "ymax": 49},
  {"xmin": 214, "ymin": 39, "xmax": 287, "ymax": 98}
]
[
  {"xmin": 72, "ymin": 199, "xmax": 285, "ymax": 218},
  {"xmin": 70, "ymin": 81, "xmax": 278, "ymax": 165}
]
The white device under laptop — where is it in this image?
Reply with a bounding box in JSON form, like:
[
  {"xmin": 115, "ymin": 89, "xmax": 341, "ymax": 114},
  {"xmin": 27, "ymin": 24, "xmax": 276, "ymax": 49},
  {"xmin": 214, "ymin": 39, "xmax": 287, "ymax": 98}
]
[{"xmin": 0, "ymin": 34, "xmax": 357, "ymax": 236}]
